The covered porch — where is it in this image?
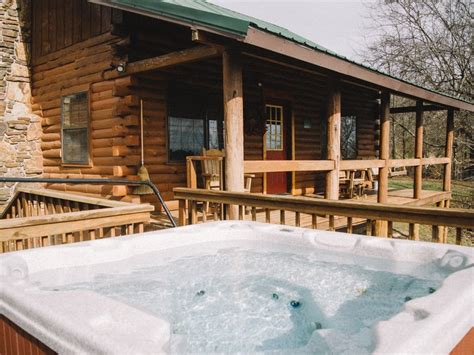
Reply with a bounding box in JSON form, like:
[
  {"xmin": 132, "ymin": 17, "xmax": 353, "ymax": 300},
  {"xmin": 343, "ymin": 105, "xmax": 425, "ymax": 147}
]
[{"xmin": 70, "ymin": 7, "xmax": 471, "ymax": 239}]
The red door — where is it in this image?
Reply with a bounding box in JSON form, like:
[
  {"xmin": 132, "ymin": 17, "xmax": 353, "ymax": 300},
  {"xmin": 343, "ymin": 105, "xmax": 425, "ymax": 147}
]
[{"xmin": 265, "ymin": 104, "xmax": 288, "ymax": 194}]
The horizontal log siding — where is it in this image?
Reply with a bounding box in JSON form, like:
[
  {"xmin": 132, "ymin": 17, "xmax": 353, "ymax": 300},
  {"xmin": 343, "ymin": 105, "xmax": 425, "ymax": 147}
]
[{"xmin": 31, "ymin": 4, "xmax": 138, "ymax": 197}]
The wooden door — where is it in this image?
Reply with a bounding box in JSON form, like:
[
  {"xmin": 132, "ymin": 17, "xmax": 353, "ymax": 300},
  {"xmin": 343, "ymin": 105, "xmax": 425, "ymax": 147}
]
[{"xmin": 265, "ymin": 104, "xmax": 288, "ymax": 194}]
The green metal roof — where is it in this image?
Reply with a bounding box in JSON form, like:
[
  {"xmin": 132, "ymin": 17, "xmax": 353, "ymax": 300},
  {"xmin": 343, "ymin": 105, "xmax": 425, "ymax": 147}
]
[
  {"xmin": 104, "ymin": 0, "xmax": 472, "ymax": 108},
  {"xmin": 109, "ymin": 0, "xmax": 335, "ymax": 52}
]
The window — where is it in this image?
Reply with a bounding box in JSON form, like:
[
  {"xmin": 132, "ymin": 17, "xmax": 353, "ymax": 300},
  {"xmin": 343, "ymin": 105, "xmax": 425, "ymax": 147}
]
[
  {"xmin": 265, "ymin": 105, "xmax": 284, "ymax": 151},
  {"xmin": 341, "ymin": 116, "xmax": 357, "ymax": 159},
  {"xmin": 167, "ymin": 86, "xmax": 223, "ymax": 162},
  {"xmin": 61, "ymin": 92, "xmax": 89, "ymax": 165}
]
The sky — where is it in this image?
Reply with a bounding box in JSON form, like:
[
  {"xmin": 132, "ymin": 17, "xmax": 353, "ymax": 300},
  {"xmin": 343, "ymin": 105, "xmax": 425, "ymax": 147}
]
[{"xmin": 209, "ymin": 0, "xmax": 375, "ymax": 61}]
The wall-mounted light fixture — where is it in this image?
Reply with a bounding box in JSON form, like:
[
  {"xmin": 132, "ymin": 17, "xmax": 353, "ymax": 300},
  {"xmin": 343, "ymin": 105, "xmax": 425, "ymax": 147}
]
[{"xmin": 116, "ymin": 63, "xmax": 127, "ymax": 73}]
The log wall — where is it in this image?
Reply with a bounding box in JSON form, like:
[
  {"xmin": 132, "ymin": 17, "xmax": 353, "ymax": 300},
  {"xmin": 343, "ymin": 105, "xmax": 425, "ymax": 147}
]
[
  {"xmin": 31, "ymin": 2, "xmax": 142, "ymax": 197},
  {"xmin": 31, "ymin": 5, "xmax": 379, "ymax": 210}
]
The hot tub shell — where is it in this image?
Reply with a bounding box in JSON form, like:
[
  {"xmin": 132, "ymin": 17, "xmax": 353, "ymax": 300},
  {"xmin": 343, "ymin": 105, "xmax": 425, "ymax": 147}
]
[{"xmin": 1, "ymin": 221, "xmax": 473, "ymax": 354}]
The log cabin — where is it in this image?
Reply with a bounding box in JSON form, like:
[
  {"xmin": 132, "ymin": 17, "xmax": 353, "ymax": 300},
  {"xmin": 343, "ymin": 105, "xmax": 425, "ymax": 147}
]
[{"xmin": 3, "ymin": 0, "xmax": 474, "ymax": 236}]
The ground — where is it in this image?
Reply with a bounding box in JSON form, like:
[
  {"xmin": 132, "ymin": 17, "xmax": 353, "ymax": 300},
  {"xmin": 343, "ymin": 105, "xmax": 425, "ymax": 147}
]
[{"xmin": 388, "ymin": 176, "xmax": 473, "ymax": 247}]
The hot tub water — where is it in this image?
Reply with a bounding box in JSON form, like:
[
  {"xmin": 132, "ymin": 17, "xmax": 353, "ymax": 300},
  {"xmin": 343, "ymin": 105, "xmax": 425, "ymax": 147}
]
[{"xmin": 46, "ymin": 246, "xmax": 442, "ymax": 354}]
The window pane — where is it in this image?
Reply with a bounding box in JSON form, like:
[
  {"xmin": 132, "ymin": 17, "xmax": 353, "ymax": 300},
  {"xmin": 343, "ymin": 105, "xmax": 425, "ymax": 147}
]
[
  {"xmin": 62, "ymin": 129, "xmax": 88, "ymax": 164},
  {"xmin": 62, "ymin": 92, "xmax": 89, "ymax": 164},
  {"xmin": 341, "ymin": 116, "xmax": 357, "ymax": 159},
  {"xmin": 169, "ymin": 116, "xmax": 204, "ymax": 161},
  {"xmin": 208, "ymin": 119, "xmax": 219, "ymax": 149},
  {"xmin": 265, "ymin": 105, "xmax": 283, "ymax": 151},
  {"xmin": 62, "ymin": 92, "xmax": 88, "ymax": 129}
]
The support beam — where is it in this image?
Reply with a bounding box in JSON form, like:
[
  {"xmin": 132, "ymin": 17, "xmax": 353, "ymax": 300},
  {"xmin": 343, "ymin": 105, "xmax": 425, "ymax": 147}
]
[
  {"xmin": 325, "ymin": 79, "xmax": 341, "ymax": 200},
  {"xmin": 375, "ymin": 91, "xmax": 390, "ymax": 237},
  {"xmin": 104, "ymin": 45, "xmax": 221, "ymax": 79},
  {"xmin": 223, "ymin": 48, "xmax": 244, "ymax": 219},
  {"xmin": 414, "ymin": 100, "xmax": 424, "ymax": 199},
  {"xmin": 390, "ymin": 104, "xmax": 447, "ymax": 114}
]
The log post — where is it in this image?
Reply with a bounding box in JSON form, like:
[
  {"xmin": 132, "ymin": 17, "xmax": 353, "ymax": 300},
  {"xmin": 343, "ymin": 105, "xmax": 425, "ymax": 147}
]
[
  {"xmin": 410, "ymin": 100, "xmax": 423, "ymax": 240},
  {"xmin": 223, "ymin": 48, "xmax": 244, "ymax": 219},
  {"xmin": 443, "ymin": 109, "xmax": 454, "ymax": 193},
  {"xmin": 439, "ymin": 109, "xmax": 455, "ymax": 242},
  {"xmin": 414, "ymin": 100, "xmax": 424, "ymax": 199},
  {"xmin": 375, "ymin": 91, "xmax": 390, "ymax": 237},
  {"xmin": 325, "ymin": 79, "xmax": 341, "ymax": 201}
]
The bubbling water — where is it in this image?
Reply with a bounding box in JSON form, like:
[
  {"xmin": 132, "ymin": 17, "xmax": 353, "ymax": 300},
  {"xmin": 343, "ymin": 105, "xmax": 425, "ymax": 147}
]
[{"xmin": 56, "ymin": 248, "xmax": 441, "ymax": 354}]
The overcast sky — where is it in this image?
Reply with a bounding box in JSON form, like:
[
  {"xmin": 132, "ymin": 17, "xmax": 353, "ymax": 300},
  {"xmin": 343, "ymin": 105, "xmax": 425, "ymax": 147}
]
[{"xmin": 209, "ymin": 0, "xmax": 375, "ymax": 61}]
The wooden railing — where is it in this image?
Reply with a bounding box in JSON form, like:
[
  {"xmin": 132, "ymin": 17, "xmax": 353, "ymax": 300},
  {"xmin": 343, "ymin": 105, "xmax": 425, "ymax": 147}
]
[
  {"xmin": 0, "ymin": 188, "xmax": 154, "ymax": 253},
  {"xmin": 243, "ymin": 157, "xmax": 450, "ymax": 173},
  {"xmin": 186, "ymin": 157, "xmax": 451, "ymax": 191},
  {"xmin": 173, "ymin": 188, "xmax": 473, "ymax": 244}
]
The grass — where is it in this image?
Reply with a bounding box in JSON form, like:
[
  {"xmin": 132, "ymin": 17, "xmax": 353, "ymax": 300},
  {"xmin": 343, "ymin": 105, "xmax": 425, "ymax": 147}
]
[{"xmin": 388, "ymin": 177, "xmax": 473, "ymax": 247}]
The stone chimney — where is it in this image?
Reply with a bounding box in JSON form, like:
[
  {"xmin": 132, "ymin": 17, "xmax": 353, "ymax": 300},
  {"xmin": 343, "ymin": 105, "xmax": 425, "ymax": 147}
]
[{"xmin": 0, "ymin": 0, "xmax": 42, "ymax": 207}]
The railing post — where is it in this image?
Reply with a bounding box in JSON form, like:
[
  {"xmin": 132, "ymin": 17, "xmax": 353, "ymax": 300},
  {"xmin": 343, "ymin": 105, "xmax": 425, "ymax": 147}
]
[
  {"xmin": 223, "ymin": 47, "xmax": 244, "ymax": 219},
  {"xmin": 186, "ymin": 157, "xmax": 197, "ymax": 188},
  {"xmin": 178, "ymin": 199, "xmax": 186, "ymax": 226},
  {"xmin": 325, "ymin": 78, "xmax": 341, "ymax": 201},
  {"xmin": 441, "ymin": 109, "xmax": 454, "ymax": 242},
  {"xmin": 410, "ymin": 100, "xmax": 424, "ymax": 240},
  {"xmin": 375, "ymin": 91, "xmax": 390, "ymax": 237}
]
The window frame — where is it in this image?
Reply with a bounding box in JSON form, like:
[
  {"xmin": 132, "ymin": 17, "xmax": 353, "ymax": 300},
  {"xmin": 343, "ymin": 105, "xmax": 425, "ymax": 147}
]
[
  {"xmin": 166, "ymin": 86, "xmax": 223, "ymax": 163},
  {"xmin": 60, "ymin": 91, "xmax": 92, "ymax": 167},
  {"xmin": 265, "ymin": 104, "xmax": 284, "ymax": 152}
]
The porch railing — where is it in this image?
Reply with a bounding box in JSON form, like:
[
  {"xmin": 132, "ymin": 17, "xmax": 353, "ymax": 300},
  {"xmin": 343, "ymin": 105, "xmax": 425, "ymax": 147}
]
[
  {"xmin": 0, "ymin": 187, "xmax": 154, "ymax": 253},
  {"xmin": 186, "ymin": 157, "xmax": 451, "ymax": 188},
  {"xmin": 173, "ymin": 187, "xmax": 473, "ymax": 244}
]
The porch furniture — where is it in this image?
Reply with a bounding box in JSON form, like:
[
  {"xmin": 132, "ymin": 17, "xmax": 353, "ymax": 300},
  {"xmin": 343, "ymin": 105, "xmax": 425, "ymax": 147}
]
[
  {"xmin": 389, "ymin": 166, "xmax": 408, "ymax": 177},
  {"xmin": 201, "ymin": 148, "xmax": 225, "ymax": 191},
  {"xmin": 199, "ymin": 148, "xmax": 255, "ymax": 216},
  {"xmin": 339, "ymin": 169, "xmax": 374, "ymax": 198}
]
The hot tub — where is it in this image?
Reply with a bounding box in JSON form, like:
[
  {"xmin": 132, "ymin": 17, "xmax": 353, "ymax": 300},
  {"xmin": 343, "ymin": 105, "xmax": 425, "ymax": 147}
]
[{"xmin": 1, "ymin": 221, "xmax": 472, "ymax": 354}]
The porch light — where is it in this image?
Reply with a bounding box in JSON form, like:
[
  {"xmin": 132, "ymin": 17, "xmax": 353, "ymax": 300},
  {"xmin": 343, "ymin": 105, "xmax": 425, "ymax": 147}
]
[{"xmin": 116, "ymin": 63, "xmax": 127, "ymax": 73}]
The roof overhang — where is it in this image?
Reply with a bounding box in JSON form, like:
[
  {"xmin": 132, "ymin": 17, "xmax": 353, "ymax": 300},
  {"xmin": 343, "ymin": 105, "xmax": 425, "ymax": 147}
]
[
  {"xmin": 244, "ymin": 28, "xmax": 474, "ymax": 112},
  {"xmin": 90, "ymin": 0, "xmax": 474, "ymax": 112},
  {"xmin": 89, "ymin": 0, "xmax": 248, "ymax": 40}
]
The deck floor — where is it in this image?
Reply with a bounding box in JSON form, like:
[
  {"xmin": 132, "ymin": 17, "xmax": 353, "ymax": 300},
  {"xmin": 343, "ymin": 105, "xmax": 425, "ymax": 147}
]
[{"xmin": 151, "ymin": 189, "xmax": 448, "ymax": 231}]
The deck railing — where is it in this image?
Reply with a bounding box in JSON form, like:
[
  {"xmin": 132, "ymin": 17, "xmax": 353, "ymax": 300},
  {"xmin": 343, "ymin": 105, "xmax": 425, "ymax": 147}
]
[
  {"xmin": 0, "ymin": 188, "xmax": 154, "ymax": 253},
  {"xmin": 173, "ymin": 187, "xmax": 473, "ymax": 244}
]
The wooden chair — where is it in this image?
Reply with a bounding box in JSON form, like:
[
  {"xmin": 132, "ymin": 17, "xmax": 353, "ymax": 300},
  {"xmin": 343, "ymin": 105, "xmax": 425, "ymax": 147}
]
[
  {"xmin": 200, "ymin": 148, "xmax": 255, "ymax": 216},
  {"xmin": 201, "ymin": 148, "xmax": 224, "ymax": 191},
  {"xmin": 340, "ymin": 169, "xmax": 371, "ymax": 198}
]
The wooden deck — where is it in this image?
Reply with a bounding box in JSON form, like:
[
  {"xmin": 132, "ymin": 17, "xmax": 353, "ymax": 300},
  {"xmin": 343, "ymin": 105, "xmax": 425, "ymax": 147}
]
[{"xmin": 152, "ymin": 188, "xmax": 450, "ymax": 231}]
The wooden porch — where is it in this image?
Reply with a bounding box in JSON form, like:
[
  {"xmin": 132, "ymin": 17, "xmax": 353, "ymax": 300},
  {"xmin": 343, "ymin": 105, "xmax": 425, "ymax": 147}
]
[
  {"xmin": 171, "ymin": 187, "xmax": 473, "ymax": 245},
  {"xmin": 154, "ymin": 187, "xmax": 450, "ymax": 232}
]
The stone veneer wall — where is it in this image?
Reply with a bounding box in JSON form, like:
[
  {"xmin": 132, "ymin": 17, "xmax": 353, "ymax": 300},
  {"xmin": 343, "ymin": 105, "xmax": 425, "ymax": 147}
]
[{"xmin": 0, "ymin": 0, "xmax": 42, "ymax": 207}]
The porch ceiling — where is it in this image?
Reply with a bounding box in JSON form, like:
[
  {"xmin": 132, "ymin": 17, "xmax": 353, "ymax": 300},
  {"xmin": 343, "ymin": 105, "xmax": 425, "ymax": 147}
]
[{"xmin": 90, "ymin": 0, "xmax": 474, "ymax": 112}]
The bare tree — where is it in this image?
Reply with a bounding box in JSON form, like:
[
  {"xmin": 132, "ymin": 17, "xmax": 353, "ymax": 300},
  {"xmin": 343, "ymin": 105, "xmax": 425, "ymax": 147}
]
[{"xmin": 360, "ymin": 0, "xmax": 473, "ymax": 180}]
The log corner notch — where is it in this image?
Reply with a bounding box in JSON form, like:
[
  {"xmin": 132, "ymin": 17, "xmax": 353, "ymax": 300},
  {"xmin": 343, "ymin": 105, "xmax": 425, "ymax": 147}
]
[{"xmin": 103, "ymin": 45, "xmax": 223, "ymax": 80}]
